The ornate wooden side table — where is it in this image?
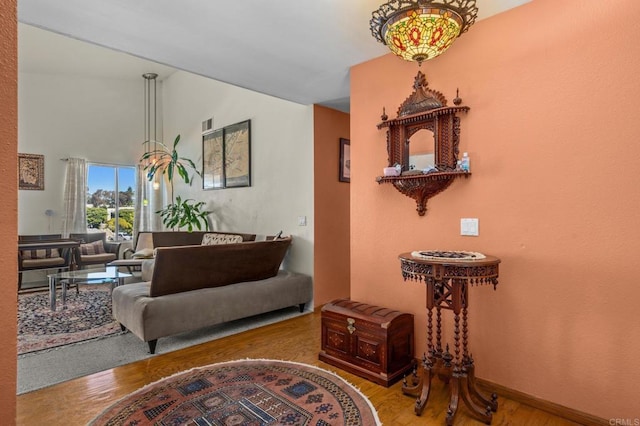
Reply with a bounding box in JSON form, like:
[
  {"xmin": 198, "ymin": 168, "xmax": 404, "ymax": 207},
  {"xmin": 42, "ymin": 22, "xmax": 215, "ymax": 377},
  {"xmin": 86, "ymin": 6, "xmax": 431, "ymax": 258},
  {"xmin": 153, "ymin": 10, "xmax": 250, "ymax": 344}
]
[{"xmin": 399, "ymin": 251, "xmax": 500, "ymax": 425}]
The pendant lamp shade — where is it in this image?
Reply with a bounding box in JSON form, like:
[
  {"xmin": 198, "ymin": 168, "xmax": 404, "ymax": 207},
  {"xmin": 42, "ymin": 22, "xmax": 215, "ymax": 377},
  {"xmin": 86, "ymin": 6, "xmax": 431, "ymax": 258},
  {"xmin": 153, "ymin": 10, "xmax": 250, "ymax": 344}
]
[{"xmin": 370, "ymin": 0, "xmax": 478, "ymax": 64}]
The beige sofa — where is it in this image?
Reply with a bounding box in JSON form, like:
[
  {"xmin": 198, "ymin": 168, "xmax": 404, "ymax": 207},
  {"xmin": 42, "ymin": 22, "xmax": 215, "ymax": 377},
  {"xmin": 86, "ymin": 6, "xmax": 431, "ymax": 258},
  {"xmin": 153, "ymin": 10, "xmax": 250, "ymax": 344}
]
[{"xmin": 111, "ymin": 236, "xmax": 313, "ymax": 353}]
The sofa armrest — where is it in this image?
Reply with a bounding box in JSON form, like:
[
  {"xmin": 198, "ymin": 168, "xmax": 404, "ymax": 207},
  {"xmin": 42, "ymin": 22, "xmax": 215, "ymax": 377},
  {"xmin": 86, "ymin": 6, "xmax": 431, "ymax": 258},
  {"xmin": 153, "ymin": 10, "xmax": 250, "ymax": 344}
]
[{"xmin": 105, "ymin": 241, "xmax": 121, "ymax": 258}]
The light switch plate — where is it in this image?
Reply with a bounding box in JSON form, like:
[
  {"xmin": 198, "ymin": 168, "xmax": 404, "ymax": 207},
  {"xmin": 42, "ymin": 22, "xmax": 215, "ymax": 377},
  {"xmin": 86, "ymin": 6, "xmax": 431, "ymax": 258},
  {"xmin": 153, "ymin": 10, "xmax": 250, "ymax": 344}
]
[
  {"xmin": 461, "ymin": 218, "xmax": 479, "ymax": 236},
  {"xmin": 297, "ymin": 216, "xmax": 307, "ymax": 226}
]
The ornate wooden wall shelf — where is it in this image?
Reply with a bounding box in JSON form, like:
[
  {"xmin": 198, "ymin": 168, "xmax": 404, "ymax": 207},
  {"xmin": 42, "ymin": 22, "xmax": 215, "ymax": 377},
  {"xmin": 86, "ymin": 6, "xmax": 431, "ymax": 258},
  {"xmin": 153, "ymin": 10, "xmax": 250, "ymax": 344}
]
[
  {"xmin": 377, "ymin": 171, "xmax": 470, "ymax": 216},
  {"xmin": 376, "ymin": 71, "xmax": 471, "ymax": 216}
]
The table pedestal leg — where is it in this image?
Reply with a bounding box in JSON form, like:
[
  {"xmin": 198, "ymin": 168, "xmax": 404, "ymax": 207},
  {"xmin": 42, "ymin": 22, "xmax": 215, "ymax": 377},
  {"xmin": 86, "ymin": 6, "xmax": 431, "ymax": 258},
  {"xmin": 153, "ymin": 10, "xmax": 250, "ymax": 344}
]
[
  {"xmin": 61, "ymin": 279, "xmax": 67, "ymax": 309},
  {"xmin": 48, "ymin": 276, "xmax": 57, "ymax": 311},
  {"xmin": 402, "ymin": 354, "xmax": 434, "ymax": 415},
  {"xmin": 403, "ymin": 304, "xmax": 440, "ymax": 414},
  {"xmin": 464, "ymin": 356, "xmax": 498, "ymax": 411},
  {"xmin": 403, "ymin": 348, "xmax": 453, "ymax": 414},
  {"xmin": 112, "ymin": 276, "xmax": 125, "ymax": 293},
  {"xmin": 445, "ymin": 370, "xmax": 493, "ymax": 425}
]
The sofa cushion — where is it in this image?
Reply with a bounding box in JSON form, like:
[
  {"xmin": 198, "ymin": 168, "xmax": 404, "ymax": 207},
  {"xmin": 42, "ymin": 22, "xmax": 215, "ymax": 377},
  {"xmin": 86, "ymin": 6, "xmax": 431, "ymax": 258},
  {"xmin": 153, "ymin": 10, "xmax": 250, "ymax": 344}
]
[
  {"xmin": 22, "ymin": 257, "xmax": 67, "ymax": 268},
  {"xmin": 80, "ymin": 240, "xmax": 106, "ymax": 255},
  {"xmin": 80, "ymin": 253, "xmax": 117, "ymax": 264},
  {"xmin": 201, "ymin": 233, "xmax": 243, "ymax": 245},
  {"xmin": 150, "ymin": 237, "xmax": 292, "ymax": 297},
  {"xmin": 112, "ymin": 270, "xmax": 312, "ymax": 343}
]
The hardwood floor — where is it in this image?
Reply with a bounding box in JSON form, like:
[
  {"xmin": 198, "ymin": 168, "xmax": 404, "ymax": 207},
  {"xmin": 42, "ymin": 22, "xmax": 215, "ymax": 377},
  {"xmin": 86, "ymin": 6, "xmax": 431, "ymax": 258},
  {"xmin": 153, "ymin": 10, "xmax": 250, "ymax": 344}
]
[{"xmin": 17, "ymin": 310, "xmax": 580, "ymax": 425}]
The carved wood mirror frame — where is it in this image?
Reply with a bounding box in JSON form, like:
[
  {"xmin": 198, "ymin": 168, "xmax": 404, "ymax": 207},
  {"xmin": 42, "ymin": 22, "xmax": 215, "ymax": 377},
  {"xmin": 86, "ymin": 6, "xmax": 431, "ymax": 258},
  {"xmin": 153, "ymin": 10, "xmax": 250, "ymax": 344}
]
[{"xmin": 376, "ymin": 72, "xmax": 470, "ymax": 216}]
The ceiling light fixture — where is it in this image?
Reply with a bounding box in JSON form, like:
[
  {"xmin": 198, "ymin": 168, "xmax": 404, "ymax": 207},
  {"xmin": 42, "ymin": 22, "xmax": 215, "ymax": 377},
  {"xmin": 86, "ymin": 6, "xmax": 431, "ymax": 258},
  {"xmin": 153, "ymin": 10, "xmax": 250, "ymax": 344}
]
[{"xmin": 370, "ymin": 0, "xmax": 478, "ymax": 64}]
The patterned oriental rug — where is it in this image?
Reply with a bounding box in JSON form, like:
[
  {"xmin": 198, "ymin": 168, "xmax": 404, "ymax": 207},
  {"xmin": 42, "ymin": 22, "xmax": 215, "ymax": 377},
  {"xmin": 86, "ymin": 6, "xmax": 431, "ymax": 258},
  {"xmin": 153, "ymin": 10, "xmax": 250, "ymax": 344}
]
[
  {"xmin": 18, "ymin": 284, "xmax": 122, "ymax": 355},
  {"xmin": 89, "ymin": 359, "xmax": 382, "ymax": 426}
]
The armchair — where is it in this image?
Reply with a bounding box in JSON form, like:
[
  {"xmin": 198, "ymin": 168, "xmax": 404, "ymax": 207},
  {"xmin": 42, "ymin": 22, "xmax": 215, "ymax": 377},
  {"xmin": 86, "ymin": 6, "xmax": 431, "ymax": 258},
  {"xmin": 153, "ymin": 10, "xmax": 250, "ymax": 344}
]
[
  {"xmin": 69, "ymin": 232, "xmax": 120, "ymax": 269},
  {"xmin": 122, "ymin": 231, "xmax": 154, "ymax": 259},
  {"xmin": 109, "ymin": 231, "xmax": 154, "ymax": 275}
]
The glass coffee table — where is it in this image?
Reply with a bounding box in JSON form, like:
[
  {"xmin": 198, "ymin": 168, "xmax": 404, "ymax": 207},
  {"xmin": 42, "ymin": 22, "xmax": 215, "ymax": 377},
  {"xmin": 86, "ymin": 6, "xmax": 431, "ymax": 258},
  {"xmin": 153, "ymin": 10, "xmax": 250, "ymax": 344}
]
[{"xmin": 47, "ymin": 267, "xmax": 131, "ymax": 311}]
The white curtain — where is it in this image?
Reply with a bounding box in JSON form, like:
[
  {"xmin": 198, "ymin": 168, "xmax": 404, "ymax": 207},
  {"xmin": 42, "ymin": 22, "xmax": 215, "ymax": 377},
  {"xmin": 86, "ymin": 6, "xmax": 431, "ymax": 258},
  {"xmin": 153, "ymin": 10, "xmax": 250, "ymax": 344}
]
[
  {"xmin": 61, "ymin": 157, "xmax": 87, "ymax": 237},
  {"xmin": 134, "ymin": 164, "xmax": 152, "ymax": 240}
]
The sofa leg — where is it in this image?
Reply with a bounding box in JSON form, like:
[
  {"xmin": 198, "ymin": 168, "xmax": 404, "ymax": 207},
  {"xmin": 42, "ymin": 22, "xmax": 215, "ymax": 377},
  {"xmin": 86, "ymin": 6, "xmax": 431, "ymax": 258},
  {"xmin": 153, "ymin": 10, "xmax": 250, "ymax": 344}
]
[
  {"xmin": 119, "ymin": 323, "xmax": 127, "ymax": 332},
  {"xmin": 298, "ymin": 303, "xmax": 306, "ymax": 313},
  {"xmin": 148, "ymin": 339, "xmax": 158, "ymax": 354}
]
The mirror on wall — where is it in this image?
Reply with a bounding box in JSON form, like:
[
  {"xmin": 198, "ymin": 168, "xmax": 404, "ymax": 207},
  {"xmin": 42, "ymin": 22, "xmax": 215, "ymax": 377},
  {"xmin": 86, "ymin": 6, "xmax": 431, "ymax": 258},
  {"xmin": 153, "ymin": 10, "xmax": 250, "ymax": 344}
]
[{"xmin": 408, "ymin": 129, "xmax": 435, "ymax": 171}]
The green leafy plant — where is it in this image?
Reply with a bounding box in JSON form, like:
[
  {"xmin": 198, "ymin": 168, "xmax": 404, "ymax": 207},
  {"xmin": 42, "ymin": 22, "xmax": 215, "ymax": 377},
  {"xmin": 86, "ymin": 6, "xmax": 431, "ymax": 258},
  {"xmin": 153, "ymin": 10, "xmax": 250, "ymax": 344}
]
[
  {"xmin": 157, "ymin": 196, "xmax": 209, "ymax": 231},
  {"xmin": 140, "ymin": 134, "xmax": 211, "ymax": 231}
]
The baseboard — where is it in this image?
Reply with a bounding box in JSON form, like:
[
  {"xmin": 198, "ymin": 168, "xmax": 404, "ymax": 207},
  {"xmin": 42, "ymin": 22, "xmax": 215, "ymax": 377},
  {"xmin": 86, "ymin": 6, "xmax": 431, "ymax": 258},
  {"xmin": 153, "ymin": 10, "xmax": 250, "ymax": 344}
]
[{"xmin": 476, "ymin": 377, "xmax": 608, "ymax": 426}]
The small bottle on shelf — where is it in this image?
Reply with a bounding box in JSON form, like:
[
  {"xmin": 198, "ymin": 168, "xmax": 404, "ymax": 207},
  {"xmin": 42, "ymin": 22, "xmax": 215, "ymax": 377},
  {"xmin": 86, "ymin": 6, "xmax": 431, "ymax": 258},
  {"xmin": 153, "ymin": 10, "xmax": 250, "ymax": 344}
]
[{"xmin": 460, "ymin": 152, "xmax": 470, "ymax": 172}]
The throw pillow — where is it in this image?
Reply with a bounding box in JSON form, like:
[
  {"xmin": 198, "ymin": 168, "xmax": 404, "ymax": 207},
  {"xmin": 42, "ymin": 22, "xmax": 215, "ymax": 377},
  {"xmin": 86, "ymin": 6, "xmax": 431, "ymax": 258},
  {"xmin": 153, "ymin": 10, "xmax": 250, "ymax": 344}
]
[
  {"xmin": 201, "ymin": 233, "xmax": 243, "ymax": 245},
  {"xmin": 132, "ymin": 248, "xmax": 154, "ymax": 259},
  {"xmin": 21, "ymin": 248, "xmax": 60, "ymax": 259},
  {"xmin": 80, "ymin": 240, "xmax": 106, "ymax": 255}
]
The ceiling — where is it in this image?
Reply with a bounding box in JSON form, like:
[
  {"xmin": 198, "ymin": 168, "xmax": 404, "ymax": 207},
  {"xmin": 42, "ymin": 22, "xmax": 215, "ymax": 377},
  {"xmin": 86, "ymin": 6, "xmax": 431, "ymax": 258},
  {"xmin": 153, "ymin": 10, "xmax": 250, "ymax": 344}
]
[{"xmin": 18, "ymin": 0, "xmax": 530, "ymax": 112}]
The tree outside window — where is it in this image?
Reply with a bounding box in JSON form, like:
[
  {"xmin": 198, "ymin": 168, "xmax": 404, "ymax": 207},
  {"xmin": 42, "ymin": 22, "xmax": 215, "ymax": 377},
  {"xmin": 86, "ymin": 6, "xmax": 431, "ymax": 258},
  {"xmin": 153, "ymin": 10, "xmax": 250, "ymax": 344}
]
[{"xmin": 87, "ymin": 165, "xmax": 136, "ymax": 240}]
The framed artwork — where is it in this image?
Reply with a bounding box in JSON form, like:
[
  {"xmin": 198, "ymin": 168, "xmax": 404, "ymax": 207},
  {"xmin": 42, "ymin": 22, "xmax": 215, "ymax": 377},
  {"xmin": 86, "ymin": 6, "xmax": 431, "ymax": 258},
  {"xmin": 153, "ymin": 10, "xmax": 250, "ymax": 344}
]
[
  {"xmin": 224, "ymin": 120, "xmax": 251, "ymax": 188},
  {"xmin": 202, "ymin": 129, "xmax": 225, "ymax": 189},
  {"xmin": 18, "ymin": 153, "xmax": 45, "ymax": 190},
  {"xmin": 202, "ymin": 119, "xmax": 251, "ymax": 189},
  {"xmin": 339, "ymin": 138, "xmax": 350, "ymax": 183}
]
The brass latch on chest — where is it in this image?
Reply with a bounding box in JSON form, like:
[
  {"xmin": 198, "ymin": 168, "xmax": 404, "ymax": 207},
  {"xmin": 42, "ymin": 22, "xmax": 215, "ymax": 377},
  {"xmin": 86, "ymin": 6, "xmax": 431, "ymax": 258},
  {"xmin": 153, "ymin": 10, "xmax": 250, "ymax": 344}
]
[{"xmin": 347, "ymin": 318, "xmax": 356, "ymax": 334}]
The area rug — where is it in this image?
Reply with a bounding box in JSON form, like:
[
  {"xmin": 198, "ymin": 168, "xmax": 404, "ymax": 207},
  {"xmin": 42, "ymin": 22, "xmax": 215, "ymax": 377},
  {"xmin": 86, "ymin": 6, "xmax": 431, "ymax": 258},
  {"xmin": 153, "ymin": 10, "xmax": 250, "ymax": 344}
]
[
  {"xmin": 89, "ymin": 359, "xmax": 382, "ymax": 426},
  {"xmin": 18, "ymin": 284, "xmax": 123, "ymax": 355}
]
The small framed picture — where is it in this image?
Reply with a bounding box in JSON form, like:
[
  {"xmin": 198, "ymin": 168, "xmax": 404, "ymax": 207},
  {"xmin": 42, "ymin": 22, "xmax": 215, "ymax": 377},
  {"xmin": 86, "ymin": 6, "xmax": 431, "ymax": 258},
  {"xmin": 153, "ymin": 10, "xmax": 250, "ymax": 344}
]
[
  {"xmin": 339, "ymin": 138, "xmax": 350, "ymax": 183},
  {"xmin": 18, "ymin": 153, "xmax": 44, "ymax": 190}
]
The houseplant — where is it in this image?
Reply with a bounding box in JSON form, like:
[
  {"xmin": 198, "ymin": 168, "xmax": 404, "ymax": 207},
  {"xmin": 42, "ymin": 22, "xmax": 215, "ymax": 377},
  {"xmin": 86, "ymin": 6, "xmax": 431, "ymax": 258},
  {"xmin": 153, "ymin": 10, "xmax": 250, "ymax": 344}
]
[{"xmin": 140, "ymin": 134, "xmax": 211, "ymax": 231}]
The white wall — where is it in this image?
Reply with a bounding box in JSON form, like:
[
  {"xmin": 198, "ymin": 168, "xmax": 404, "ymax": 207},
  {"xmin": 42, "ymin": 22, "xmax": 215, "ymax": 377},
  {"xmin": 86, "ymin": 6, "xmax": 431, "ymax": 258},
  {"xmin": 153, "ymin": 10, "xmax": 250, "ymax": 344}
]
[
  {"xmin": 18, "ymin": 72, "xmax": 145, "ymax": 234},
  {"xmin": 162, "ymin": 71, "xmax": 314, "ymax": 276}
]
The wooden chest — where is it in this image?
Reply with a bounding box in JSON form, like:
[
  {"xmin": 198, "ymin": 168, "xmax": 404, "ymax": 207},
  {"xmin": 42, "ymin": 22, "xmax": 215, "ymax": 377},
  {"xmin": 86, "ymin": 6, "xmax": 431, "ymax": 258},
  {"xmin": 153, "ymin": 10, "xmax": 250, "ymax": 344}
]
[{"xmin": 319, "ymin": 299, "xmax": 414, "ymax": 387}]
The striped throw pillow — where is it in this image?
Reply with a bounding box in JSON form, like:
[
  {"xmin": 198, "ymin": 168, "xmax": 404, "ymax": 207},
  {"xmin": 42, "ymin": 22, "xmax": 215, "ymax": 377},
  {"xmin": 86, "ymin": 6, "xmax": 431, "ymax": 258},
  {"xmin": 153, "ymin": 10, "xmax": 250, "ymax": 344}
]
[
  {"xmin": 80, "ymin": 240, "xmax": 106, "ymax": 255},
  {"xmin": 21, "ymin": 248, "xmax": 60, "ymax": 259}
]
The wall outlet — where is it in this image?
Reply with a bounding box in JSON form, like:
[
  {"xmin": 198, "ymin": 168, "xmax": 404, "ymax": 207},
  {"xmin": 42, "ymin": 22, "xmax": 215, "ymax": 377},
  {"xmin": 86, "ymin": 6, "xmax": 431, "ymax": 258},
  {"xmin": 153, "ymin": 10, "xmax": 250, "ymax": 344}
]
[
  {"xmin": 461, "ymin": 218, "xmax": 479, "ymax": 236},
  {"xmin": 297, "ymin": 216, "xmax": 307, "ymax": 226}
]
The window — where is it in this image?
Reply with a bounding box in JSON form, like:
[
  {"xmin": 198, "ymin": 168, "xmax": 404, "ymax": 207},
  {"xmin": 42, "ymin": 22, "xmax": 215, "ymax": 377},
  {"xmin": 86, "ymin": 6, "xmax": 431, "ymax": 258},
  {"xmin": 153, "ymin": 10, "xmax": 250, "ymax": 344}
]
[{"xmin": 86, "ymin": 164, "xmax": 136, "ymax": 241}]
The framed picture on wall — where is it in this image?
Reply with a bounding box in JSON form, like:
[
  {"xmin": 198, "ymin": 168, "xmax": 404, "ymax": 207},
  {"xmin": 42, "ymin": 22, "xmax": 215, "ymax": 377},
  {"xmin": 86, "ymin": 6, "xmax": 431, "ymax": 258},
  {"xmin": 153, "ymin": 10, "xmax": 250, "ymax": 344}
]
[
  {"xmin": 339, "ymin": 138, "xmax": 350, "ymax": 183},
  {"xmin": 202, "ymin": 119, "xmax": 251, "ymax": 189},
  {"xmin": 223, "ymin": 120, "xmax": 251, "ymax": 188},
  {"xmin": 202, "ymin": 128, "xmax": 225, "ymax": 190},
  {"xmin": 18, "ymin": 153, "xmax": 44, "ymax": 190}
]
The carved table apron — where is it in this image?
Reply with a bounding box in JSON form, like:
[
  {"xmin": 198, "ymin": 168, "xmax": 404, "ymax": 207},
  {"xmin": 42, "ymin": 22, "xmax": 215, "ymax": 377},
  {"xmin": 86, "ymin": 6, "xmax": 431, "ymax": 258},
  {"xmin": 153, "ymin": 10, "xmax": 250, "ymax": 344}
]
[{"xmin": 399, "ymin": 252, "xmax": 500, "ymax": 425}]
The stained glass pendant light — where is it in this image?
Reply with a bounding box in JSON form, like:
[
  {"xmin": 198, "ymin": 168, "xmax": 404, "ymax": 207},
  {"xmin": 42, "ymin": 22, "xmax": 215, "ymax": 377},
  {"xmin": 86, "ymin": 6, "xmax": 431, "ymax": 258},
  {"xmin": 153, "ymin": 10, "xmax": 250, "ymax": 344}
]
[{"xmin": 370, "ymin": 0, "xmax": 478, "ymax": 64}]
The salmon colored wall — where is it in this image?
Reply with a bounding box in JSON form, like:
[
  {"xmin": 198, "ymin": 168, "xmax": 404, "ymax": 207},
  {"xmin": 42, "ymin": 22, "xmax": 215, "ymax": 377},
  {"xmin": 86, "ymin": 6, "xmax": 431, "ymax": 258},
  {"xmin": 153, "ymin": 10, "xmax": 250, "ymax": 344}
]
[
  {"xmin": 351, "ymin": 0, "xmax": 640, "ymax": 419},
  {"xmin": 0, "ymin": 0, "xmax": 18, "ymax": 421},
  {"xmin": 314, "ymin": 105, "xmax": 350, "ymax": 306}
]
